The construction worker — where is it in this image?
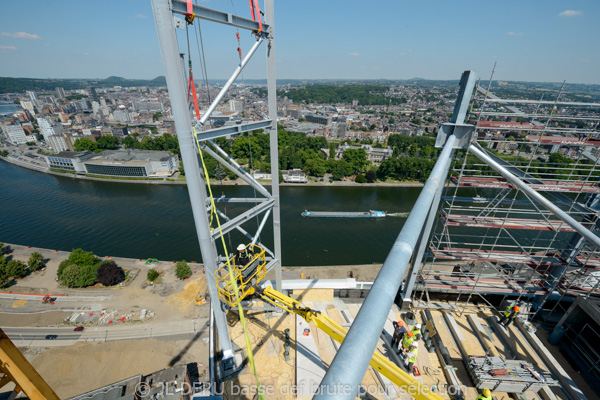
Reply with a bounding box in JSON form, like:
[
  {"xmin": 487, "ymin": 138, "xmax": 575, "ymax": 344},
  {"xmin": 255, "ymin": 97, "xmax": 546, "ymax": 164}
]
[
  {"xmin": 411, "ymin": 323, "xmax": 422, "ymax": 341},
  {"xmin": 402, "ymin": 331, "xmax": 415, "ymax": 353},
  {"xmin": 391, "ymin": 320, "xmax": 407, "ymax": 350},
  {"xmin": 476, "ymin": 388, "xmax": 492, "ymax": 400},
  {"xmin": 407, "ymin": 342, "xmax": 419, "ymax": 373},
  {"xmin": 499, "ymin": 304, "xmax": 520, "ymax": 327},
  {"xmin": 236, "ymin": 244, "xmax": 252, "ymax": 266}
]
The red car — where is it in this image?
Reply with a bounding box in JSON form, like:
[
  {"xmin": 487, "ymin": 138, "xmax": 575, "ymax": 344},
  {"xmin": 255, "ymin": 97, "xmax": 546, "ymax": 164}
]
[{"xmin": 74, "ymin": 326, "xmax": 84, "ymax": 332}]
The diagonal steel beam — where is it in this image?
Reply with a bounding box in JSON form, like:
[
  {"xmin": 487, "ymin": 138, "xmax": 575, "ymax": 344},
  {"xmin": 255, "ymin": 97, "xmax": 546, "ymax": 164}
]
[{"xmin": 211, "ymin": 199, "xmax": 275, "ymax": 240}]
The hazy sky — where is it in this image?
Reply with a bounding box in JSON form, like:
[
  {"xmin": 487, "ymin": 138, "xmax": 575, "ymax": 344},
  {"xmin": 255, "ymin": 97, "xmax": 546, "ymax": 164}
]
[{"xmin": 0, "ymin": 0, "xmax": 598, "ymax": 84}]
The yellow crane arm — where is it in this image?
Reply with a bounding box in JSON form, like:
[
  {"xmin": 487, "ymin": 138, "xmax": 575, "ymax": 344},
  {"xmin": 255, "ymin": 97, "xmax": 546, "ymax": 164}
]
[
  {"xmin": 0, "ymin": 328, "xmax": 60, "ymax": 400},
  {"xmin": 259, "ymin": 286, "xmax": 443, "ymax": 400}
]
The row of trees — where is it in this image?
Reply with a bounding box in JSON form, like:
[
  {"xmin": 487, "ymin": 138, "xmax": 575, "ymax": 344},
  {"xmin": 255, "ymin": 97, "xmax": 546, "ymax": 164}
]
[
  {"xmin": 57, "ymin": 249, "xmax": 125, "ymax": 288},
  {"xmin": 280, "ymin": 84, "xmax": 408, "ymax": 105},
  {"xmin": 0, "ymin": 244, "xmax": 45, "ymax": 287},
  {"xmin": 73, "ymin": 133, "xmax": 180, "ymax": 155}
]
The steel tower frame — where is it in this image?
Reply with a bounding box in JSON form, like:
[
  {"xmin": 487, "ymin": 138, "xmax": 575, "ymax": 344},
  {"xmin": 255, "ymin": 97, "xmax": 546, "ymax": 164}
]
[{"xmin": 151, "ymin": 0, "xmax": 281, "ymax": 368}]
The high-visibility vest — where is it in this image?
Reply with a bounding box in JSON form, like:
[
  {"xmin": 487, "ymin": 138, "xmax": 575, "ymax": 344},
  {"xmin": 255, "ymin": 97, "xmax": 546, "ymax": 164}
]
[
  {"xmin": 412, "ymin": 327, "xmax": 422, "ymax": 338},
  {"xmin": 503, "ymin": 306, "xmax": 518, "ymax": 319},
  {"xmin": 476, "ymin": 395, "xmax": 492, "ymax": 400},
  {"xmin": 402, "ymin": 333, "xmax": 414, "ymax": 348},
  {"xmin": 407, "ymin": 348, "xmax": 418, "ymax": 363}
]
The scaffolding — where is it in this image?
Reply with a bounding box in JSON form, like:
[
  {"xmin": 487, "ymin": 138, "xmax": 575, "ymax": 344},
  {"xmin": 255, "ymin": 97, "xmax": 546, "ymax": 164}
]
[{"xmin": 415, "ymin": 78, "xmax": 600, "ymax": 316}]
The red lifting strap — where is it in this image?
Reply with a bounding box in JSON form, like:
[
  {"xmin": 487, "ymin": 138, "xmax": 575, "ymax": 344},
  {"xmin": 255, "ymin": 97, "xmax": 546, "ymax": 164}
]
[
  {"xmin": 248, "ymin": 0, "xmax": 263, "ymax": 32},
  {"xmin": 185, "ymin": 0, "xmax": 195, "ymax": 24},
  {"xmin": 187, "ymin": 74, "xmax": 201, "ymax": 121}
]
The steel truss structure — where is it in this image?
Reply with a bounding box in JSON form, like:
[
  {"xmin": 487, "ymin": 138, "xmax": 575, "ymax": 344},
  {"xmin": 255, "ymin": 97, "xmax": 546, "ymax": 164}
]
[
  {"xmin": 151, "ymin": 0, "xmax": 281, "ymax": 369},
  {"xmin": 412, "ymin": 76, "xmax": 600, "ymax": 317}
]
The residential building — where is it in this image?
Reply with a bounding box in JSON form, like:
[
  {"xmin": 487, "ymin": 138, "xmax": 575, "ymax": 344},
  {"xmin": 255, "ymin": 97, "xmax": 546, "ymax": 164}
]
[
  {"xmin": 47, "ymin": 134, "xmax": 70, "ymax": 152},
  {"xmin": 282, "ymin": 168, "xmax": 308, "ymax": 183},
  {"xmin": 336, "ymin": 143, "xmax": 393, "ymax": 163},
  {"xmin": 3, "ymin": 124, "xmax": 29, "ymax": 145}
]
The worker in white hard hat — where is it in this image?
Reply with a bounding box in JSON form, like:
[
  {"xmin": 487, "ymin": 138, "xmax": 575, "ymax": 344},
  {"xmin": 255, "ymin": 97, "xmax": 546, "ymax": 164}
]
[
  {"xmin": 236, "ymin": 244, "xmax": 252, "ymax": 266},
  {"xmin": 407, "ymin": 341, "xmax": 419, "ymax": 372},
  {"xmin": 411, "ymin": 323, "xmax": 422, "ymax": 341}
]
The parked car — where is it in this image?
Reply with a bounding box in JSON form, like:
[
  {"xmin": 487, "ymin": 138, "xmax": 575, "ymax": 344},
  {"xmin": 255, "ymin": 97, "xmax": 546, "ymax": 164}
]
[
  {"xmin": 74, "ymin": 326, "xmax": 84, "ymax": 332},
  {"xmin": 45, "ymin": 335, "xmax": 58, "ymax": 340}
]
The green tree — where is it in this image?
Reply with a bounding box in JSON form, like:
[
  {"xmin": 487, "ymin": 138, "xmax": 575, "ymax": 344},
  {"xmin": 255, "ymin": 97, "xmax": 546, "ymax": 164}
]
[
  {"xmin": 175, "ymin": 260, "xmax": 192, "ymax": 279},
  {"xmin": 355, "ymin": 174, "xmax": 367, "ymax": 183},
  {"xmin": 0, "ymin": 242, "xmax": 4, "ymax": 254},
  {"xmin": 68, "ymin": 249, "xmax": 97, "ymax": 266},
  {"xmin": 388, "ymin": 118, "xmax": 395, "ymax": 124},
  {"xmin": 77, "ymin": 264, "xmax": 99, "ymax": 287},
  {"xmin": 60, "ymin": 264, "xmax": 81, "ymax": 288},
  {"xmin": 57, "ymin": 260, "xmax": 76, "ymax": 280},
  {"xmin": 73, "ymin": 138, "xmax": 97, "ymax": 152},
  {"xmin": 342, "ymin": 148, "xmax": 368, "ymax": 174},
  {"xmin": 147, "ymin": 269, "xmax": 159, "ymax": 282},
  {"xmin": 96, "ymin": 135, "xmax": 119, "ymax": 150},
  {"xmin": 121, "ymin": 136, "xmax": 139, "ymax": 149},
  {"xmin": 214, "ymin": 164, "xmax": 227, "ymax": 182},
  {"xmin": 365, "ymin": 170, "xmax": 376, "ymax": 183},
  {"xmin": 6, "ymin": 260, "xmax": 26, "ymax": 278},
  {"xmin": 28, "ymin": 252, "xmax": 44, "ymax": 271}
]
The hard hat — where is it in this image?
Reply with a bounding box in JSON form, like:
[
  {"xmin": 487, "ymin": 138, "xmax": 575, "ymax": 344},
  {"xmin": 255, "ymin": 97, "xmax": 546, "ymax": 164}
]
[
  {"xmin": 412, "ymin": 342, "xmax": 419, "ymax": 348},
  {"xmin": 514, "ymin": 306, "xmax": 520, "ymax": 312},
  {"xmin": 483, "ymin": 388, "xmax": 491, "ymax": 397},
  {"xmin": 398, "ymin": 320, "xmax": 404, "ymax": 326},
  {"xmin": 408, "ymin": 331, "xmax": 414, "ymax": 337},
  {"xmin": 237, "ymin": 244, "xmax": 245, "ymax": 251},
  {"xmin": 415, "ymin": 323, "xmax": 421, "ymax": 330}
]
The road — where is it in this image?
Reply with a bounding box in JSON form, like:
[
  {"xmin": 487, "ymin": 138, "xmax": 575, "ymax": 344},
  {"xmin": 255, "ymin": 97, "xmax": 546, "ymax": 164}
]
[
  {"xmin": 0, "ymin": 293, "xmax": 111, "ymax": 313},
  {"xmin": 4, "ymin": 318, "xmax": 209, "ymax": 347}
]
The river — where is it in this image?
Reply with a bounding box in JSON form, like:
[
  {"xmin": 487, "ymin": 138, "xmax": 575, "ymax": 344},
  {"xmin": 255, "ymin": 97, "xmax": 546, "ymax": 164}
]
[
  {"xmin": 0, "ymin": 160, "xmax": 425, "ymax": 266},
  {"xmin": 0, "ymin": 102, "xmax": 21, "ymax": 116}
]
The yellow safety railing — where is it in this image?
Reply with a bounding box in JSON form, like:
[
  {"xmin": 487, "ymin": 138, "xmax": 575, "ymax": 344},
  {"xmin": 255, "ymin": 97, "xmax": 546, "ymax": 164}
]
[{"xmin": 215, "ymin": 244, "xmax": 267, "ymax": 308}]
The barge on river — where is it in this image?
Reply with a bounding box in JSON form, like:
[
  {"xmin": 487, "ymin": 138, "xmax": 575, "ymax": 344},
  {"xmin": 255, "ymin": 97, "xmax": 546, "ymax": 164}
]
[{"xmin": 301, "ymin": 210, "xmax": 386, "ymax": 218}]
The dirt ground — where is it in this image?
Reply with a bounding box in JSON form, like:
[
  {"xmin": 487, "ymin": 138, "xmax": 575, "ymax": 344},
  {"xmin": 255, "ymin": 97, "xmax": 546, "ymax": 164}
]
[{"xmin": 25, "ymin": 337, "xmax": 208, "ymax": 399}]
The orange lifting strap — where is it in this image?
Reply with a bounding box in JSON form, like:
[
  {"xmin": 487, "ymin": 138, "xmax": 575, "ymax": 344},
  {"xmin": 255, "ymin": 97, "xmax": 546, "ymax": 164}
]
[{"xmin": 187, "ymin": 74, "xmax": 201, "ymax": 121}]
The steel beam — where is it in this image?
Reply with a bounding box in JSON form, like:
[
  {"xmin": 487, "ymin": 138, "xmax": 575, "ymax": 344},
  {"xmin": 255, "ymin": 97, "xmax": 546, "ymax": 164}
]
[
  {"xmin": 264, "ymin": 0, "xmax": 283, "ymax": 292},
  {"xmin": 314, "ymin": 135, "xmax": 457, "ymax": 399},
  {"xmin": 211, "ymin": 199, "xmax": 275, "ymax": 240},
  {"xmin": 469, "ymin": 144, "xmax": 600, "ymax": 248},
  {"xmin": 151, "ymin": 0, "xmax": 234, "ymax": 364},
  {"xmin": 201, "ymin": 143, "xmax": 271, "ymax": 198},
  {"xmin": 196, "ymin": 120, "xmax": 272, "ymax": 141},
  {"xmin": 198, "ymin": 38, "xmax": 264, "ymax": 126},
  {"xmin": 402, "ymin": 71, "xmax": 477, "ymax": 305},
  {"xmin": 214, "ymin": 208, "xmax": 275, "ymax": 259},
  {"xmin": 171, "ymin": 0, "xmax": 269, "ymax": 33}
]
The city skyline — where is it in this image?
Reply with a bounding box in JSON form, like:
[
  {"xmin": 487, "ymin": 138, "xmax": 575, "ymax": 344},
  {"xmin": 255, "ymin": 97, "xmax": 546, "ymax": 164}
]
[{"xmin": 0, "ymin": 0, "xmax": 599, "ymax": 84}]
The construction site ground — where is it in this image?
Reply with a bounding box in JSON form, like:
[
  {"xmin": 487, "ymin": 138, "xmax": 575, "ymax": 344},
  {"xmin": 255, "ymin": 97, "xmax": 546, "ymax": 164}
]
[{"xmin": 222, "ymin": 289, "xmax": 599, "ymax": 400}]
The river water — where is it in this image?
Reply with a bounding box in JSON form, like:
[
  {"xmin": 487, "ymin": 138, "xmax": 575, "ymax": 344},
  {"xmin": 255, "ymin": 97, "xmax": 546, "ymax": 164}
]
[
  {"xmin": 0, "ymin": 102, "xmax": 21, "ymax": 116},
  {"xmin": 0, "ymin": 161, "xmax": 426, "ymax": 266}
]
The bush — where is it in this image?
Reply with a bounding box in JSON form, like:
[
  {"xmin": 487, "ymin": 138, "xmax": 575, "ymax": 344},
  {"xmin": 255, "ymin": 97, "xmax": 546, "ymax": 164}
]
[
  {"xmin": 147, "ymin": 269, "xmax": 159, "ymax": 282},
  {"xmin": 57, "ymin": 260, "xmax": 76, "ymax": 281},
  {"xmin": 68, "ymin": 248, "xmax": 97, "ymax": 267},
  {"xmin": 365, "ymin": 170, "xmax": 376, "ymax": 183},
  {"xmin": 97, "ymin": 261, "xmax": 125, "ymax": 286},
  {"xmin": 28, "ymin": 252, "xmax": 44, "ymax": 271},
  {"xmin": 6, "ymin": 260, "xmax": 26, "ymax": 278},
  {"xmin": 0, "ymin": 242, "xmax": 4, "ymax": 254},
  {"xmin": 355, "ymin": 174, "xmax": 367, "ymax": 183},
  {"xmin": 175, "ymin": 260, "xmax": 191, "ymax": 280}
]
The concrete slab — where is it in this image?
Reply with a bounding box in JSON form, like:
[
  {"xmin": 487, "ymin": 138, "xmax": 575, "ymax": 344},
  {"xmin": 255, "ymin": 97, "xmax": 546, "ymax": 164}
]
[{"xmin": 295, "ymin": 314, "xmax": 325, "ymax": 399}]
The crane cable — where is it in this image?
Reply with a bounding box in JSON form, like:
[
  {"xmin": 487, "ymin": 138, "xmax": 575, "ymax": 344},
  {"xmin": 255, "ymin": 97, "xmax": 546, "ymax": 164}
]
[{"xmin": 193, "ymin": 127, "xmax": 265, "ymax": 400}]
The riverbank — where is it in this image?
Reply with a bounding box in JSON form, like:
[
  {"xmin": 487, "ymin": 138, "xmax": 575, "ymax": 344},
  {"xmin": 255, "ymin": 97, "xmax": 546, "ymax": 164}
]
[{"xmin": 1, "ymin": 154, "xmax": 427, "ymax": 187}]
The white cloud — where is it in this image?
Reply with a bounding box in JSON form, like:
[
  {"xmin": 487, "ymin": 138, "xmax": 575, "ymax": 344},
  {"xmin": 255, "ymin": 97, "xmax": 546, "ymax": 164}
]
[
  {"xmin": 580, "ymin": 59, "xmax": 591, "ymax": 63},
  {"xmin": 1, "ymin": 31, "xmax": 41, "ymax": 40},
  {"xmin": 0, "ymin": 45, "xmax": 17, "ymax": 51},
  {"xmin": 507, "ymin": 32, "xmax": 523, "ymax": 36},
  {"xmin": 348, "ymin": 52, "xmax": 360, "ymax": 56},
  {"xmin": 559, "ymin": 10, "xmax": 583, "ymax": 17},
  {"xmin": 135, "ymin": 14, "xmax": 148, "ymax": 19}
]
